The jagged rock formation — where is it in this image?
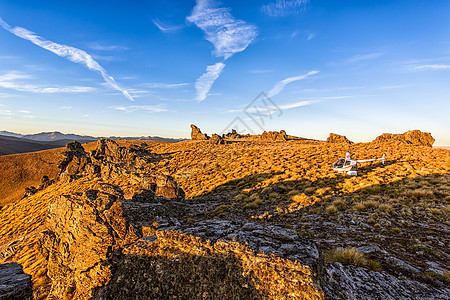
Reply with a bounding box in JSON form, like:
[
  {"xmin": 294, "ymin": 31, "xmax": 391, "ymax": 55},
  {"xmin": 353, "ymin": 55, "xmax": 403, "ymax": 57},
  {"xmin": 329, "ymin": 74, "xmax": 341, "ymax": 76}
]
[
  {"xmin": 40, "ymin": 184, "xmax": 182, "ymax": 299},
  {"xmin": 209, "ymin": 133, "xmax": 225, "ymax": 145},
  {"xmin": 326, "ymin": 133, "xmax": 353, "ymax": 144},
  {"xmin": 261, "ymin": 130, "xmax": 287, "ymax": 141},
  {"xmin": 0, "ymin": 262, "xmax": 32, "ymax": 300},
  {"xmin": 373, "ymin": 130, "xmax": 435, "ymax": 147},
  {"xmin": 190, "ymin": 124, "xmax": 209, "ymax": 140},
  {"xmin": 223, "ymin": 129, "xmax": 244, "ymax": 139},
  {"xmin": 56, "ymin": 139, "xmax": 185, "ymax": 200},
  {"xmin": 325, "ymin": 262, "xmax": 450, "ymax": 299}
]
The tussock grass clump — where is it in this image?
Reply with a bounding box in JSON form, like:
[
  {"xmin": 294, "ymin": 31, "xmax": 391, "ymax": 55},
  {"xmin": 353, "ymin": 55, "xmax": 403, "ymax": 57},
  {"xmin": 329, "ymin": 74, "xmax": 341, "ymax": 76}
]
[
  {"xmin": 325, "ymin": 247, "xmax": 367, "ymax": 267},
  {"xmin": 325, "ymin": 204, "xmax": 337, "ymax": 214},
  {"xmin": 379, "ymin": 204, "xmax": 393, "ymax": 213},
  {"xmin": 363, "ymin": 200, "xmax": 378, "ymax": 209}
]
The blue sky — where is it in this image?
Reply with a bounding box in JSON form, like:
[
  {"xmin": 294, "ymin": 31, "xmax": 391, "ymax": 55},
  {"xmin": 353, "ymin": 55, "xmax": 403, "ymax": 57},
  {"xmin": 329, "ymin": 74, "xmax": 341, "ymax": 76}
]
[{"xmin": 0, "ymin": 0, "xmax": 449, "ymax": 145}]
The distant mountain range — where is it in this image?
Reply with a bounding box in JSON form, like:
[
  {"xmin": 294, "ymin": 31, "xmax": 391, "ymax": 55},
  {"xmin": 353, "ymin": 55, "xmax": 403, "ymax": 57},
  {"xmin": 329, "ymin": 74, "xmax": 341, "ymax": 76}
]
[
  {"xmin": 0, "ymin": 130, "xmax": 187, "ymax": 156},
  {"xmin": 0, "ymin": 131, "xmax": 187, "ymax": 142}
]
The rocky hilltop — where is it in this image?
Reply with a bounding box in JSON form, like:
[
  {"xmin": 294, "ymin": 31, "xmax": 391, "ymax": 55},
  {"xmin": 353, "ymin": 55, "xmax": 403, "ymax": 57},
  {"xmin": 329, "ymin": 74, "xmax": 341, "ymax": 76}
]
[
  {"xmin": 373, "ymin": 130, "xmax": 435, "ymax": 147},
  {"xmin": 326, "ymin": 133, "xmax": 352, "ymax": 144},
  {"xmin": 0, "ymin": 130, "xmax": 448, "ymax": 299}
]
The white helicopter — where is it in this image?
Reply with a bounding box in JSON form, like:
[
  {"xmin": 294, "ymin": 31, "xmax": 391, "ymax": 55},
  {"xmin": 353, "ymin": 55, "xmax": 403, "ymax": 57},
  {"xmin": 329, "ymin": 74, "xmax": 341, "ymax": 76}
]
[{"xmin": 333, "ymin": 152, "xmax": 386, "ymax": 176}]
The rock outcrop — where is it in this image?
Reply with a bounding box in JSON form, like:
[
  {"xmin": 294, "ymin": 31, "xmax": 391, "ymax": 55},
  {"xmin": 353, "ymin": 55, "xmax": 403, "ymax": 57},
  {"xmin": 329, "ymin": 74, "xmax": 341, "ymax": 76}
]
[
  {"xmin": 54, "ymin": 139, "xmax": 185, "ymax": 200},
  {"xmin": 223, "ymin": 129, "xmax": 244, "ymax": 139},
  {"xmin": 41, "ymin": 183, "xmax": 183, "ymax": 299},
  {"xmin": 325, "ymin": 262, "xmax": 450, "ymax": 299},
  {"xmin": 190, "ymin": 124, "xmax": 209, "ymax": 140},
  {"xmin": 209, "ymin": 133, "xmax": 225, "ymax": 145},
  {"xmin": 326, "ymin": 133, "xmax": 352, "ymax": 144},
  {"xmin": 373, "ymin": 130, "xmax": 435, "ymax": 147},
  {"xmin": 261, "ymin": 130, "xmax": 287, "ymax": 141},
  {"xmin": 0, "ymin": 263, "xmax": 32, "ymax": 300}
]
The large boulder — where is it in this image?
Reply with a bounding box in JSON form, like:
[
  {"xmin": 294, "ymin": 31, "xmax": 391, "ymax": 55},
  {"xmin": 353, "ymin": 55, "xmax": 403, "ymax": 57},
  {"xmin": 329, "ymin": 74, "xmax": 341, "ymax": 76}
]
[
  {"xmin": 41, "ymin": 184, "xmax": 140, "ymax": 299},
  {"xmin": 209, "ymin": 134, "xmax": 225, "ymax": 145},
  {"xmin": 326, "ymin": 133, "xmax": 353, "ymax": 144},
  {"xmin": 190, "ymin": 124, "xmax": 209, "ymax": 140},
  {"xmin": 155, "ymin": 174, "xmax": 185, "ymax": 199},
  {"xmin": 373, "ymin": 130, "xmax": 435, "ymax": 147},
  {"xmin": 41, "ymin": 183, "xmax": 182, "ymax": 299},
  {"xmin": 0, "ymin": 263, "xmax": 32, "ymax": 300},
  {"xmin": 261, "ymin": 130, "xmax": 287, "ymax": 141}
]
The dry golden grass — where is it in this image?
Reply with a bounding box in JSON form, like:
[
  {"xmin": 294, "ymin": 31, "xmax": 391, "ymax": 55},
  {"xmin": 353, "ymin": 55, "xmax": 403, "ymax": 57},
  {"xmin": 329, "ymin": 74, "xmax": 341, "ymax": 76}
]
[
  {"xmin": 325, "ymin": 247, "xmax": 367, "ymax": 267},
  {"xmin": 116, "ymin": 230, "xmax": 324, "ymax": 299}
]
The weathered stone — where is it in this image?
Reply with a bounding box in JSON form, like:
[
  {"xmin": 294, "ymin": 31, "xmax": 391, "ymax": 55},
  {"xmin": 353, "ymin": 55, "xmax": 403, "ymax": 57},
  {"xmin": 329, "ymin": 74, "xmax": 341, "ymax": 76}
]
[
  {"xmin": 209, "ymin": 134, "xmax": 225, "ymax": 145},
  {"xmin": 155, "ymin": 174, "xmax": 185, "ymax": 199},
  {"xmin": 326, "ymin": 133, "xmax": 353, "ymax": 144},
  {"xmin": 324, "ymin": 262, "xmax": 450, "ymax": 299},
  {"xmin": 261, "ymin": 130, "xmax": 287, "ymax": 141},
  {"xmin": 373, "ymin": 130, "xmax": 435, "ymax": 147},
  {"xmin": 190, "ymin": 124, "xmax": 209, "ymax": 140},
  {"xmin": 0, "ymin": 263, "xmax": 32, "ymax": 300},
  {"xmin": 41, "ymin": 184, "xmax": 140, "ymax": 299}
]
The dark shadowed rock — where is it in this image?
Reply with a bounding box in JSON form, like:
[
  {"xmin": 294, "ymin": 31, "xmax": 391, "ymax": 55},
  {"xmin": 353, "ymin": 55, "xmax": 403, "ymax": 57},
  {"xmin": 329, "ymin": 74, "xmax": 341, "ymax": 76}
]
[
  {"xmin": 190, "ymin": 124, "xmax": 209, "ymax": 140},
  {"xmin": 261, "ymin": 130, "xmax": 287, "ymax": 141},
  {"xmin": 373, "ymin": 130, "xmax": 435, "ymax": 147},
  {"xmin": 324, "ymin": 262, "xmax": 450, "ymax": 300},
  {"xmin": 0, "ymin": 263, "xmax": 32, "ymax": 300},
  {"xmin": 326, "ymin": 133, "xmax": 353, "ymax": 144},
  {"xmin": 209, "ymin": 134, "xmax": 225, "ymax": 145}
]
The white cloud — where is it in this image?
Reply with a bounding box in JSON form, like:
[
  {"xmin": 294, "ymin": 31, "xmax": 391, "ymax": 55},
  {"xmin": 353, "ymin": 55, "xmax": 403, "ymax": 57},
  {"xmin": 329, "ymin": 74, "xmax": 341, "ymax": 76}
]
[
  {"xmin": 187, "ymin": 0, "xmax": 258, "ymax": 59},
  {"xmin": 347, "ymin": 52, "xmax": 382, "ymax": 63},
  {"xmin": 88, "ymin": 42, "xmax": 128, "ymax": 51},
  {"xmin": 60, "ymin": 106, "xmax": 72, "ymax": 110},
  {"xmin": 268, "ymin": 70, "xmax": 319, "ymax": 98},
  {"xmin": 187, "ymin": 0, "xmax": 257, "ymax": 101},
  {"xmin": 306, "ymin": 32, "xmax": 316, "ymax": 40},
  {"xmin": 152, "ymin": 19, "xmax": 184, "ymax": 33},
  {"xmin": 112, "ymin": 105, "xmax": 167, "ymax": 113},
  {"xmin": 412, "ymin": 64, "xmax": 450, "ymax": 71},
  {"xmin": 261, "ymin": 0, "xmax": 309, "ymax": 17},
  {"xmin": 143, "ymin": 82, "xmax": 191, "ymax": 89},
  {"xmin": 194, "ymin": 62, "xmax": 225, "ymax": 101},
  {"xmin": 0, "ymin": 72, "xmax": 96, "ymax": 93},
  {"xmin": 0, "ymin": 17, "xmax": 134, "ymax": 101},
  {"xmin": 18, "ymin": 110, "xmax": 31, "ymax": 113}
]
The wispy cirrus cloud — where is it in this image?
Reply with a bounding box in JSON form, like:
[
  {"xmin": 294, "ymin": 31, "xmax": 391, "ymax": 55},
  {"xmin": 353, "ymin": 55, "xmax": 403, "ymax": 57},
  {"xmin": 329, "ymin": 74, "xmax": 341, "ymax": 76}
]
[
  {"xmin": 152, "ymin": 19, "xmax": 185, "ymax": 33},
  {"xmin": 143, "ymin": 82, "xmax": 191, "ymax": 89},
  {"xmin": 111, "ymin": 105, "xmax": 167, "ymax": 113},
  {"xmin": 261, "ymin": 0, "xmax": 309, "ymax": 17},
  {"xmin": 268, "ymin": 70, "xmax": 319, "ymax": 97},
  {"xmin": 194, "ymin": 62, "xmax": 225, "ymax": 101},
  {"xmin": 0, "ymin": 17, "xmax": 134, "ymax": 101},
  {"xmin": 88, "ymin": 42, "xmax": 128, "ymax": 51},
  {"xmin": 347, "ymin": 52, "xmax": 382, "ymax": 63},
  {"xmin": 187, "ymin": 0, "xmax": 258, "ymax": 59},
  {"xmin": 187, "ymin": 0, "xmax": 257, "ymax": 101},
  {"xmin": 412, "ymin": 64, "xmax": 450, "ymax": 71},
  {"xmin": 0, "ymin": 72, "xmax": 96, "ymax": 93}
]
